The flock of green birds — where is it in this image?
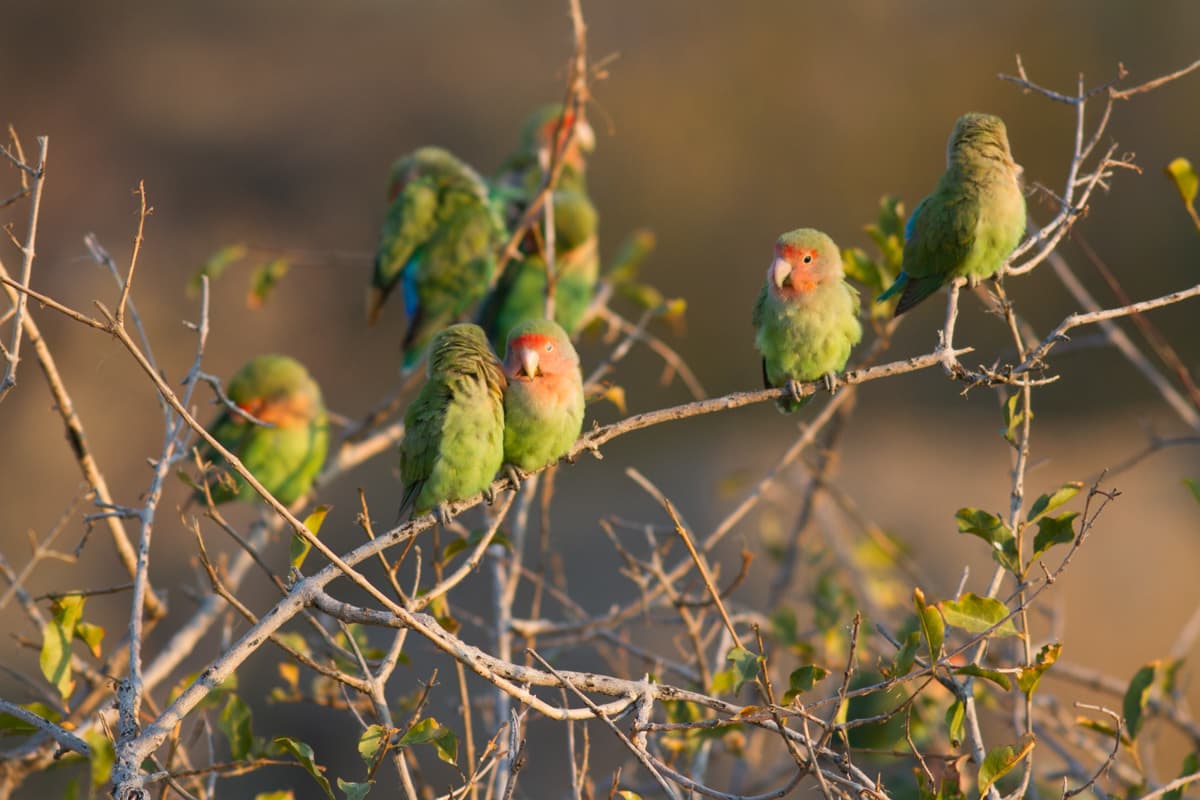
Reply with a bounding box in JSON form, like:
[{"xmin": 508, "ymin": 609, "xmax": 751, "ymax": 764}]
[{"xmin": 196, "ymin": 107, "xmax": 1027, "ymax": 521}]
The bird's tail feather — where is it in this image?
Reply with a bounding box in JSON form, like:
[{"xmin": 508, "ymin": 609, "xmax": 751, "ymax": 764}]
[
  {"xmin": 893, "ymin": 275, "xmax": 943, "ymax": 316},
  {"xmin": 876, "ymin": 272, "xmax": 908, "ymax": 303}
]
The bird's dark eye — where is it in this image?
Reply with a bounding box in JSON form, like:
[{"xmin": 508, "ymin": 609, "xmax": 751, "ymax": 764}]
[
  {"xmin": 802, "ymin": 254, "xmax": 813, "ymax": 264},
  {"xmin": 545, "ymin": 343, "xmax": 554, "ymax": 352}
]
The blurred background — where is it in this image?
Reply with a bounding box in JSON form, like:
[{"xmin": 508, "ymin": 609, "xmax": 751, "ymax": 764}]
[{"xmin": 2, "ymin": 1, "xmax": 1199, "ymax": 796}]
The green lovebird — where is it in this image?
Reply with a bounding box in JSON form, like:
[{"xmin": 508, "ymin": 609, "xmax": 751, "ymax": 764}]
[
  {"xmin": 501, "ymin": 318, "xmax": 585, "ymax": 475},
  {"xmin": 477, "ymin": 186, "xmax": 599, "ymax": 352},
  {"xmin": 480, "ymin": 105, "xmax": 599, "ymax": 351},
  {"xmin": 492, "ymin": 103, "xmax": 596, "ymax": 223},
  {"xmin": 398, "ymin": 323, "xmax": 507, "ymax": 518},
  {"xmin": 368, "ymin": 147, "xmax": 506, "ymax": 372},
  {"xmin": 201, "ymin": 355, "xmax": 329, "ymax": 505},
  {"xmin": 753, "ymin": 229, "xmax": 863, "ymax": 413},
  {"xmin": 877, "ymin": 112, "xmax": 1026, "ymax": 316}
]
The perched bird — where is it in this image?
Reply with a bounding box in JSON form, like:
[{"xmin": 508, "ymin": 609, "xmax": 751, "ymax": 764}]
[
  {"xmin": 877, "ymin": 112, "xmax": 1026, "ymax": 315},
  {"xmin": 753, "ymin": 229, "xmax": 863, "ymax": 413},
  {"xmin": 200, "ymin": 355, "xmax": 329, "ymax": 505},
  {"xmin": 369, "ymin": 147, "xmax": 506, "ymax": 372},
  {"xmin": 398, "ymin": 324, "xmax": 507, "ymax": 518},
  {"xmin": 481, "ymin": 104, "xmax": 600, "ymax": 351},
  {"xmin": 492, "ymin": 103, "xmax": 596, "ymax": 221},
  {"xmin": 477, "ymin": 186, "xmax": 599, "ymax": 352},
  {"xmin": 501, "ymin": 318, "xmax": 585, "ymax": 476}
]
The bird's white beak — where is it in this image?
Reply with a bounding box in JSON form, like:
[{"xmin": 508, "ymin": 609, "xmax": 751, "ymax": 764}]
[
  {"xmin": 520, "ymin": 348, "xmax": 540, "ymax": 379},
  {"xmin": 770, "ymin": 257, "xmax": 791, "ymax": 289}
]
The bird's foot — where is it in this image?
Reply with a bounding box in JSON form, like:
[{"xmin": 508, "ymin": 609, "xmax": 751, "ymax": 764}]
[
  {"xmin": 966, "ymin": 275, "xmax": 981, "ymax": 290},
  {"xmin": 821, "ymin": 372, "xmax": 842, "ymax": 395},
  {"xmin": 503, "ymin": 463, "xmax": 526, "ymax": 491},
  {"xmin": 483, "ymin": 484, "xmax": 498, "ymax": 505},
  {"xmin": 787, "ymin": 378, "xmax": 807, "ymax": 405},
  {"xmin": 433, "ymin": 503, "xmax": 454, "ymax": 528}
]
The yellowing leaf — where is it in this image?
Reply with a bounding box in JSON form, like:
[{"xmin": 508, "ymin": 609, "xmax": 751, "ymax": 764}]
[
  {"xmin": 40, "ymin": 595, "xmax": 85, "ymax": 702},
  {"xmin": 247, "ymin": 258, "xmax": 292, "ymax": 309},
  {"xmin": 1167, "ymin": 157, "xmax": 1198, "ymax": 206},
  {"xmin": 977, "ymin": 736, "xmax": 1035, "ymax": 799},
  {"xmin": 188, "ymin": 243, "xmax": 247, "ymax": 296},
  {"xmin": 938, "ymin": 593, "xmax": 1019, "ymax": 638},
  {"xmin": 291, "ymin": 505, "xmax": 331, "ymax": 571}
]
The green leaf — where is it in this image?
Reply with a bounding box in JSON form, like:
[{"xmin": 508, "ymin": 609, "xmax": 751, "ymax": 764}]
[
  {"xmin": 1167, "ymin": 157, "xmax": 1198, "ymax": 206},
  {"xmin": 842, "ymin": 247, "xmax": 883, "ymax": 293},
  {"xmin": 865, "ymin": 195, "xmax": 905, "ymax": 272},
  {"xmin": 338, "ymin": 779, "xmax": 373, "ymax": 800},
  {"xmin": 1163, "ymin": 658, "xmax": 1185, "ymax": 695},
  {"xmin": 782, "ymin": 665, "xmax": 830, "ymax": 703},
  {"xmin": 291, "ymin": 505, "xmax": 331, "ymax": 571},
  {"xmin": 1123, "ymin": 662, "xmax": 1158, "ymax": 740},
  {"xmin": 1184, "ymin": 478, "xmax": 1200, "ymax": 505},
  {"xmin": 247, "ymin": 257, "xmax": 292, "ymax": 309},
  {"xmin": 945, "ymin": 699, "xmax": 965, "ymax": 748},
  {"xmin": 888, "ymin": 630, "xmax": 921, "ymax": 679},
  {"xmin": 219, "ymin": 695, "xmax": 254, "ymax": 761},
  {"xmin": 1031, "ymin": 512, "xmax": 1078, "ymax": 563},
  {"xmin": 938, "ymin": 593, "xmax": 1019, "ymax": 638},
  {"xmin": 398, "ymin": 718, "xmax": 458, "ymax": 765},
  {"xmin": 1163, "ymin": 751, "xmax": 1199, "ymax": 800},
  {"xmin": 1002, "ymin": 393, "xmax": 1027, "ymax": 446},
  {"xmin": 915, "ymin": 588, "xmax": 945, "ymax": 661},
  {"xmin": 358, "ymin": 724, "xmax": 388, "ymax": 765},
  {"xmin": 273, "ymin": 737, "xmax": 335, "ymax": 800},
  {"xmin": 710, "ymin": 668, "xmax": 734, "ymax": 695},
  {"xmin": 1017, "ymin": 642, "xmax": 1061, "ymax": 696},
  {"xmin": 40, "ymin": 594, "xmax": 85, "ymax": 702},
  {"xmin": 724, "ymin": 646, "xmax": 763, "ymax": 695},
  {"xmin": 953, "ymin": 665, "xmax": 1012, "ymax": 691},
  {"xmin": 1027, "ymin": 482, "xmax": 1082, "ymax": 522},
  {"xmin": 84, "ymin": 729, "xmax": 114, "ymax": 790},
  {"xmin": 977, "ymin": 737, "xmax": 1035, "ymax": 799},
  {"xmin": 188, "ymin": 243, "xmax": 247, "ymax": 296},
  {"xmin": 0, "ymin": 702, "xmax": 61, "ymax": 735},
  {"xmin": 955, "ymin": 509, "xmax": 1019, "ymax": 574}
]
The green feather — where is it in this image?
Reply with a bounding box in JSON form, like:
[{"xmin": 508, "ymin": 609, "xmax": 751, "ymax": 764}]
[
  {"xmin": 369, "ymin": 147, "xmax": 506, "ymax": 371},
  {"xmin": 753, "ymin": 230, "xmax": 863, "ymax": 413},
  {"xmin": 399, "ymin": 324, "xmax": 506, "ymax": 517},
  {"xmin": 879, "ymin": 113, "xmax": 1027, "ymax": 316},
  {"xmin": 202, "ymin": 355, "xmax": 328, "ymax": 505}
]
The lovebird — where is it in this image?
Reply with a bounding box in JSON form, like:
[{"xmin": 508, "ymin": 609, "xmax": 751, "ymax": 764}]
[
  {"xmin": 477, "ymin": 186, "xmax": 599, "ymax": 352},
  {"xmin": 501, "ymin": 318, "xmax": 585, "ymax": 476},
  {"xmin": 753, "ymin": 229, "xmax": 863, "ymax": 413},
  {"xmin": 368, "ymin": 147, "xmax": 506, "ymax": 372},
  {"xmin": 492, "ymin": 103, "xmax": 596, "ymax": 223},
  {"xmin": 398, "ymin": 323, "xmax": 507, "ymax": 518},
  {"xmin": 877, "ymin": 112, "xmax": 1026, "ymax": 316},
  {"xmin": 480, "ymin": 105, "xmax": 600, "ymax": 351},
  {"xmin": 200, "ymin": 355, "xmax": 329, "ymax": 505}
]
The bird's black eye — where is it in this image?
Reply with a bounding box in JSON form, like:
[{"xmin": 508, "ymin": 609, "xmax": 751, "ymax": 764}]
[
  {"xmin": 545, "ymin": 343, "xmax": 554, "ymax": 352},
  {"xmin": 802, "ymin": 254, "xmax": 813, "ymax": 264}
]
